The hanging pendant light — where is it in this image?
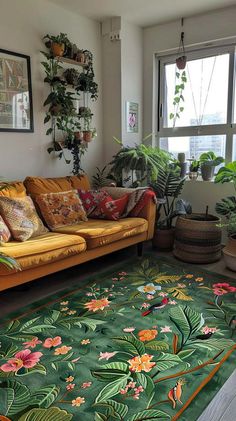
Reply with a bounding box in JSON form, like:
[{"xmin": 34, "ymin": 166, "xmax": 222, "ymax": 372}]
[{"xmin": 176, "ymin": 18, "xmax": 187, "ymax": 70}]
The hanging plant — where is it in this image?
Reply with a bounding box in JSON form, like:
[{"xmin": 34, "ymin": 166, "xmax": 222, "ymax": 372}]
[
  {"xmin": 170, "ymin": 28, "xmax": 187, "ymax": 126},
  {"xmin": 169, "ymin": 70, "xmax": 187, "ymax": 125}
]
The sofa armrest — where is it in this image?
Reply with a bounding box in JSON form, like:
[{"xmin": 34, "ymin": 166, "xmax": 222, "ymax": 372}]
[{"xmin": 102, "ymin": 186, "xmax": 156, "ymax": 240}]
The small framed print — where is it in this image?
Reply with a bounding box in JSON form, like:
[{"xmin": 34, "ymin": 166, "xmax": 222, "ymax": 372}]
[
  {"xmin": 126, "ymin": 101, "xmax": 138, "ymax": 133},
  {"xmin": 0, "ymin": 49, "xmax": 34, "ymax": 132}
]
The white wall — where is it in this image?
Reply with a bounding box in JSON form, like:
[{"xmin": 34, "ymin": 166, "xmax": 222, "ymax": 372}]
[
  {"xmin": 102, "ymin": 18, "xmax": 143, "ymax": 165},
  {"xmin": 0, "ymin": 0, "xmax": 103, "ymax": 180},
  {"xmin": 121, "ymin": 20, "xmax": 143, "ymax": 147},
  {"xmin": 143, "ymin": 6, "xmax": 236, "ymax": 220}
]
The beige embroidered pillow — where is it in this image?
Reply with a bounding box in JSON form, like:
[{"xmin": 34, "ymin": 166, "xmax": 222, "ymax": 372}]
[
  {"xmin": 0, "ymin": 196, "xmax": 48, "ymax": 242},
  {"xmin": 35, "ymin": 190, "xmax": 88, "ymax": 229}
]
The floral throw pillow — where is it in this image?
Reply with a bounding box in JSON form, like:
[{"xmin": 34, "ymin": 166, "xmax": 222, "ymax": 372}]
[
  {"xmin": 77, "ymin": 189, "xmax": 111, "ymax": 216},
  {"xmin": 0, "ymin": 196, "xmax": 48, "ymax": 242},
  {"xmin": 90, "ymin": 194, "xmax": 129, "ymax": 220},
  {"xmin": 36, "ymin": 190, "xmax": 88, "ymax": 229},
  {"xmin": 0, "ymin": 215, "xmax": 11, "ymax": 242}
]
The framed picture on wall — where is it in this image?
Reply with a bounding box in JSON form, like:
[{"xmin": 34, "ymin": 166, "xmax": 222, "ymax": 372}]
[
  {"xmin": 0, "ymin": 49, "xmax": 34, "ymax": 132},
  {"xmin": 126, "ymin": 101, "xmax": 139, "ymax": 133}
]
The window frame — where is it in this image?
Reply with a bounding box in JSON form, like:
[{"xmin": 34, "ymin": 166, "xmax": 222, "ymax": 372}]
[{"xmin": 156, "ymin": 44, "xmax": 236, "ymax": 162}]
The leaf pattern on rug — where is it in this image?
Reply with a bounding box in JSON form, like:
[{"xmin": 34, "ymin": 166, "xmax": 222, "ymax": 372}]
[{"xmin": 0, "ymin": 256, "xmax": 236, "ymax": 420}]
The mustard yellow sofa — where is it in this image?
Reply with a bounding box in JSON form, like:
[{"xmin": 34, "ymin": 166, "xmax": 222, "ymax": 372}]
[{"xmin": 0, "ymin": 175, "xmax": 156, "ymax": 291}]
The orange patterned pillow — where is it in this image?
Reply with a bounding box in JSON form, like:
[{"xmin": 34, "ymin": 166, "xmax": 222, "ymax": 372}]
[
  {"xmin": 0, "ymin": 215, "xmax": 11, "ymax": 242},
  {"xmin": 35, "ymin": 190, "xmax": 88, "ymax": 229},
  {"xmin": 0, "ymin": 196, "xmax": 48, "ymax": 242}
]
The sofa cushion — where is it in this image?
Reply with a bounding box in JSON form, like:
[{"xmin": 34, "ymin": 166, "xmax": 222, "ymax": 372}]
[
  {"xmin": 0, "ymin": 181, "xmax": 26, "ymax": 198},
  {"xmin": 24, "ymin": 175, "xmax": 90, "ymax": 199},
  {"xmin": 53, "ymin": 217, "xmax": 148, "ymax": 249},
  {"xmin": 0, "ymin": 196, "xmax": 48, "ymax": 242},
  {"xmin": 0, "ymin": 232, "xmax": 86, "ymax": 274},
  {"xmin": 35, "ymin": 190, "xmax": 88, "ymax": 229}
]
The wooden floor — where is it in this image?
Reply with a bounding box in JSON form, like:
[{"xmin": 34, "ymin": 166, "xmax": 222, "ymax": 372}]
[{"xmin": 0, "ymin": 242, "xmax": 235, "ymax": 420}]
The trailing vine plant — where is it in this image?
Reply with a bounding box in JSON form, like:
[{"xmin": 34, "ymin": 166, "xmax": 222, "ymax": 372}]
[{"xmin": 169, "ymin": 69, "xmax": 187, "ymax": 127}]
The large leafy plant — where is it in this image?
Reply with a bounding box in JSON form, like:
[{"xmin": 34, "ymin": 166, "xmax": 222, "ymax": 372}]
[
  {"xmin": 215, "ymin": 162, "xmax": 236, "ymax": 234},
  {"xmin": 150, "ymin": 164, "xmax": 190, "ymax": 229},
  {"xmin": 199, "ymin": 151, "xmax": 224, "ymax": 167},
  {"xmin": 109, "ymin": 137, "xmax": 172, "ymax": 186}
]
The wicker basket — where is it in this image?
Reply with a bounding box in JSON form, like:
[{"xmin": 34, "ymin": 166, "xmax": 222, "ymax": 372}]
[{"xmin": 173, "ymin": 214, "xmax": 222, "ymax": 263}]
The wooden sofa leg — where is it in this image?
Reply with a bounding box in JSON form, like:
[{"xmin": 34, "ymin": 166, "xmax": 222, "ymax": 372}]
[{"xmin": 137, "ymin": 242, "xmax": 143, "ymax": 257}]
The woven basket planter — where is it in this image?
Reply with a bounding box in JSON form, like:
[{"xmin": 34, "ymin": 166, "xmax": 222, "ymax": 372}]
[{"xmin": 173, "ymin": 214, "xmax": 222, "ymax": 263}]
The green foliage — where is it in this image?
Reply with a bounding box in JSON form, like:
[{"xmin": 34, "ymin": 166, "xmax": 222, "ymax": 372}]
[
  {"xmin": 170, "ymin": 70, "xmax": 187, "ymax": 126},
  {"xmin": 169, "ymin": 305, "xmax": 205, "ymax": 350},
  {"xmin": 43, "ymin": 33, "xmax": 71, "ymax": 47},
  {"xmin": 94, "ymin": 399, "xmax": 129, "ymax": 419},
  {"xmin": 92, "ymin": 166, "xmax": 112, "ymax": 189},
  {"xmin": 150, "ymin": 164, "xmax": 186, "ymax": 228},
  {"xmin": 18, "ymin": 407, "xmax": 73, "ymax": 421},
  {"xmin": 189, "ymin": 159, "xmax": 199, "ymax": 172},
  {"xmin": 215, "ymin": 161, "xmax": 236, "ymax": 191},
  {"xmin": 127, "ymin": 409, "xmax": 170, "ymax": 420},
  {"xmin": 109, "ymin": 142, "xmax": 172, "ymax": 186},
  {"xmin": 199, "ymin": 151, "xmax": 224, "ymax": 167},
  {"xmin": 215, "ymin": 162, "xmax": 236, "ymax": 234}
]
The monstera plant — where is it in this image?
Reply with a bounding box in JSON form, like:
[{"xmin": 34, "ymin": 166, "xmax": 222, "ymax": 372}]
[{"xmin": 215, "ymin": 161, "xmax": 236, "ymax": 271}]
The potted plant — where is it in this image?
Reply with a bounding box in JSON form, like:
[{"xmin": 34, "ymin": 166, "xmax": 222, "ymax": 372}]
[
  {"xmin": 189, "ymin": 158, "xmax": 199, "ymax": 180},
  {"xmin": 109, "ymin": 138, "xmax": 172, "ymax": 187},
  {"xmin": 63, "ymin": 68, "xmax": 80, "ymax": 86},
  {"xmin": 215, "ymin": 161, "xmax": 236, "ymax": 270},
  {"xmin": 76, "ymin": 69, "xmax": 98, "ymax": 101},
  {"xmin": 150, "ymin": 164, "xmax": 188, "ymax": 250},
  {"xmin": 199, "ymin": 151, "xmax": 224, "ymax": 181},
  {"xmin": 43, "ymin": 33, "xmax": 71, "ymax": 57}
]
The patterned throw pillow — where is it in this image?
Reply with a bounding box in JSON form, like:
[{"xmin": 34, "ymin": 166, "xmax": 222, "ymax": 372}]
[
  {"xmin": 36, "ymin": 190, "xmax": 88, "ymax": 229},
  {"xmin": 0, "ymin": 196, "xmax": 48, "ymax": 242},
  {"xmin": 90, "ymin": 194, "xmax": 129, "ymax": 220},
  {"xmin": 78, "ymin": 189, "xmax": 111, "ymax": 215},
  {"xmin": 0, "ymin": 215, "xmax": 11, "ymax": 242}
]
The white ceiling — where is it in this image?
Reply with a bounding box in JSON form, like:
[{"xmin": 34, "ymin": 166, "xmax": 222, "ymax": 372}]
[{"xmin": 48, "ymin": 0, "xmax": 236, "ymax": 27}]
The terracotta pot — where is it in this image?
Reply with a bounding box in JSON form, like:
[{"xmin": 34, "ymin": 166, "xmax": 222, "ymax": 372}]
[
  {"xmin": 176, "ymin": 55, "xmax": 187, "ymax": 70},
  {"xmin": 223, "ymin": 234, "xmax": 236, "ymax": 271},
  {"xmin": 152, "ymin": 228, "xmax": 175, "ymax": 251},
  {"xmin": 51, "ymin": 42, "xmax": 65, "ymax": 57},
  {"xmin": 173, "ymin": 214, "xmax": 222, "ymax": 263},
  {"xmin": 74, "ymin": 131, "xmax": 82, "ymax": 141},
  {"xmin": 83, "ymin": 131, "xmax": 93, "ymax": 142}
]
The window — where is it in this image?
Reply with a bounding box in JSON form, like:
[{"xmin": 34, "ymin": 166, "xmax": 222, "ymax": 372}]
[{"xmin": 157, "ymin": 45, "xmax": 236, "ymax": 163}]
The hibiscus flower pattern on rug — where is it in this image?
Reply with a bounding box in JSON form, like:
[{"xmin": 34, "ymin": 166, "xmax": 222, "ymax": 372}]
[{"xmin": 0, "ymin": 256, "xmax": 236, "ymax": 420}]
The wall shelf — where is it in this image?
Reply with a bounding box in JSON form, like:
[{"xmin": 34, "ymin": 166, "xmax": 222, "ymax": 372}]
[{"xmin": 55, "ymin": 56, "xmax": 87, "ymax": 68}]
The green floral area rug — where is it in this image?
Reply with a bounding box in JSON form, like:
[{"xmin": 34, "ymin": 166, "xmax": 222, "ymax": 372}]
[{"xmin": 0, "ymin": 255, "xmax": 236, "ymax": 421}]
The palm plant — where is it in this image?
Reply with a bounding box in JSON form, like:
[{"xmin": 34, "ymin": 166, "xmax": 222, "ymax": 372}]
[
  {"xmin": 215, "ymin": 162, "xmax": 236, "ymax": 235},
  {"xmin": 150, "ymin": 164, "xmax": 190, "ymax": 229},
  {"xmin": 109, "ymin": 138, "xmax": 172, "ymax": 186}
]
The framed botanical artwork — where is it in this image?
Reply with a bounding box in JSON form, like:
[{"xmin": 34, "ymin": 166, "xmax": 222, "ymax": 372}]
[
  {"xmin": 126, "ymin": 101, "xmax": 138, "ymax": 133},
  {"xmin": 0, "ymin": 49, "xmax": 34, "ymax": 132}
]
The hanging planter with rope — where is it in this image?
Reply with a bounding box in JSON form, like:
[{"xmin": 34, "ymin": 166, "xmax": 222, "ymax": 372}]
[{"xmin": 176, "ymin": 31, "xmax": 187, "ymax": 70}]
